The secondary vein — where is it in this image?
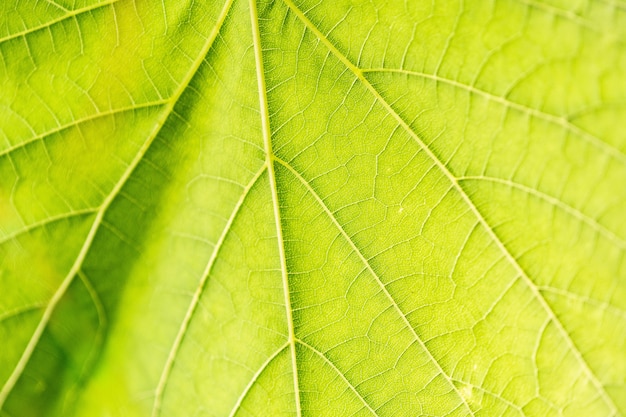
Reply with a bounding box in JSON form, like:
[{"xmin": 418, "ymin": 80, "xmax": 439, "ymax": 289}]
[
  {"xmin": 296, "ymin": 338, "xmax": 380, "ymax": 417},
  {"xmin": 150, "ymin": 164, "xmax": 267, "ymax": 417},
  {"xmin": 0, "ymin": 0, "xmax": 121, "ymax": 45},
  {"xmin": 361, "ymin": 67, "xmax": 626, "ymax": 166},
  {"xmin": 227, "ymin": 342, "xmax": 290, "ymax": 417}
]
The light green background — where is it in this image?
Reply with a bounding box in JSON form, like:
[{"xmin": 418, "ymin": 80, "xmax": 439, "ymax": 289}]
[{"xmin": 1, "ymin": 0, "xmax": 625, "ymax": 415}]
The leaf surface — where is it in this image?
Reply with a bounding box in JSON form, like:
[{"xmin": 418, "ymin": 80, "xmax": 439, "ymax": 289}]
[{"xmin": 1, "ymin": 0, "xmax": 626, "ymax": 416}]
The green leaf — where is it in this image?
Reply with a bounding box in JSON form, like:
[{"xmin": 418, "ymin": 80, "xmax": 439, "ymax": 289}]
[{"xmin": 1, "ymin": 0, "xmax": 626, "ymax": 415}]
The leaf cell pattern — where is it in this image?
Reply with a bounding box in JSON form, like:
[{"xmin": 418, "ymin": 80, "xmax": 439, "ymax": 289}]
[{"xmin": 1, "ymin": 0, "xmax": 625, "ymax": 416}]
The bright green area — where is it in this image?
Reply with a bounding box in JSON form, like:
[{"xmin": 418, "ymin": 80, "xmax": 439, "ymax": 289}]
[{"xmin": 1, "ymin": 0, "xmax": 626, "ymax": 416}]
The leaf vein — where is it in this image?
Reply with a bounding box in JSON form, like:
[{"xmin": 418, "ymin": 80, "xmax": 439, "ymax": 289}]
[
  {"xmin": 279, "ymin": 1, "xmax": 620, "ymax": 413},
  {"xmin": 361, "ymin": 68, "xmax": 626, "ymax": 165},
  {"xmin": 0, "ymin": 208, "xmax": 98, "ymax": 247},
  {"xmin": 458, "ymin": 175, "xmax": 626, "ymax": 249},
  {"xmin": 296, "ymin": 338, "xmax": 380, "ymax": 417},
  {"xmin": 150, "ymin": 164, "xmax": 267, "ymax": 417},
  {"xmin": 227, "ymin": 343, "xmax": 290, "ymax": 417},
  {"xmin": 0, "ymin": 304, "xmax": 45, "ymax": 326},
  {"xmin": 0, "ymin": 0, "xmax": 120, "ymax": 45},
  {"xmin": 0, "ymin": 0, "xmax": 236, "ymax": 406},
  {"xmin": 250, "ymin": 1, "xmax": 302, "ymax": 415},
  {"xmin": 275, "ymin": 156, "xmax": 476, "ymax": 416},
  {"xmin": 0, "ymin": 101, "xmax": 168, "ymax": 160}
]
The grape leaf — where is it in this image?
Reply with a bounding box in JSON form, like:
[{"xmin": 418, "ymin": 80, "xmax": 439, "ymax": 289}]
[{"xmin": 1, "ymin": 0, "xmax": 626, "ymax": 416}]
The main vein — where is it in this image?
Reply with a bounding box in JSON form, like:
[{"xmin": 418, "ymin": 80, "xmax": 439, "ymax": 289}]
[
  {"xmin": 0, "ymin": 0, "xmax": 236, "ymax": 408},
  {"xmin": 250, "ymin": 1, "xmax": 301, "ymax": 416}
]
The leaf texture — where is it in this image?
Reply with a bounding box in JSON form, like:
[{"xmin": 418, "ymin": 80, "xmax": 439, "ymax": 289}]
[{"xmin": 1, "ymin": 0, "xmax": 626, "ymax": 416}]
